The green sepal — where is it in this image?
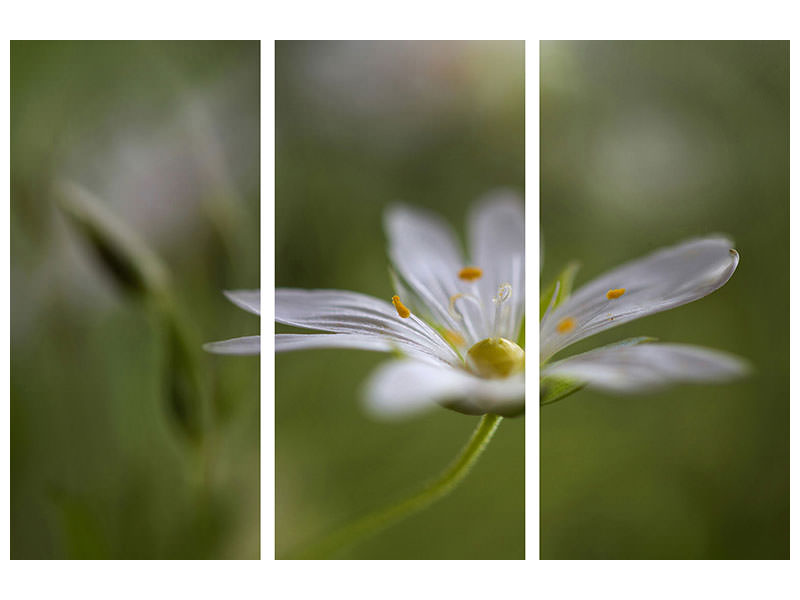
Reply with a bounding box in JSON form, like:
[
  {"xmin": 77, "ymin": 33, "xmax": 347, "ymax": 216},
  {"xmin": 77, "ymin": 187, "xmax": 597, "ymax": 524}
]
[
  {"xmin": 540, "ymin": 261, "xmax": 580, "ymax": 320},
  {"xmin": 539, "ymin": 336, "xmax": 657, "ymax": 406},
  {"xmin": 539, "ymin": 376, "xmax": 585, "ymax": 406}
]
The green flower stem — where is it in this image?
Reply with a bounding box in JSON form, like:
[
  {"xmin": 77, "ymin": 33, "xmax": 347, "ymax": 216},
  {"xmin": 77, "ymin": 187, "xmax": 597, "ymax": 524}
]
[{"xmin": 292, "ymin": 413, "xmax": 503, "ymax": 559}]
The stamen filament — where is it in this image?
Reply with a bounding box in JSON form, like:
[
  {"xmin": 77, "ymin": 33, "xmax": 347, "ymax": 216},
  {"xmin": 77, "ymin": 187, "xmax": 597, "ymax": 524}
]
[
  {"xmin": 448, "ymin": 293, "xmax": 482, "ymax": 319},
  {"xmin": 443, "ymin": 329, "xmax": 465, "ymax": 347},
  {"xmin": 448, "ymin": 293, "xmax": 483, "ymax": 344},
  {"xmin": 491, "ymin": 283, "xmax": 513, "ymax": 337}
]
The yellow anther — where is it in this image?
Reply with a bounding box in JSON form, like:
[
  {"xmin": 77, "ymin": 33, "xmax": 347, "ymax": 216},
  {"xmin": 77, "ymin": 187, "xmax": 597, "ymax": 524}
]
[
  {"xmin": 606, "ymin": 288, "xmax": 626, "ymax": 300},
  {"xmin": 458, "ymin": 266, "xmax": 483, "ymax": 281},
  {"xmin": 443, "ymin": 329, "xmax": 465, "ymax": 347},
  {"xmin": 391, "ymin": 295, "xmax": 410, "ymax": 318},
  {"xmin": 557, "ymin": 317, "xmax": 575, "ymax": 334}
]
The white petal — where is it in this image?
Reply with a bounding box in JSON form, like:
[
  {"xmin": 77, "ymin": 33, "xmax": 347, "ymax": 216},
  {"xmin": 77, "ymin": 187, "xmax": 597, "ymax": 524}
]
[
  {"xmin": 276, "ymin": 333, "xmax": 445, "ymax": 365},
  {"xmin": 540, "ymin": 236, "xmax": 739, "ymax": 361},
  {"xmin": 275, "ymin": 288, "xmax": 459, "ymax": 364},
  {"xmin": 204, "ymin": 336, "xmax": 260, "ymax": 355},
  {"xmin": 468, "ymin": 190, "xmax": 525, "ymax": 341},
  {"xmin": 542, "ymin": 343, "xmax": 750, "ymax": 394},
  {"xmin": 363, "ymin": 359, "xmax": 525, "ymax": 419},
  {"xmin": 384, "ymin": 204, "xmax": 484, "ymax": 342},
  {"xmin": 224, "ymin": 290, "xmax": 260, "ymax": 316}
]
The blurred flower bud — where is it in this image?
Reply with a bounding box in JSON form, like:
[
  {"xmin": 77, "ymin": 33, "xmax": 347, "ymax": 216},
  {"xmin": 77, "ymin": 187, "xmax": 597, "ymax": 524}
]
[
  {"xmin": 55, "ymin": 180, "xmax": 169, "ymax": 299},
  {"xmin": 57, "ymin": 180, "xmax": 210, "ymax": 447}
]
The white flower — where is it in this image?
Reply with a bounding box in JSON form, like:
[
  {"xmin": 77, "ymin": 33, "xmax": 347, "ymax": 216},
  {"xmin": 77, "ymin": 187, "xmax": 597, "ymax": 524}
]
[
  {"xmin": 540, "ymin": 236, "xmax": 750, "ymax": 399},
  {"xmin": 276, "ymin": 191, "xmax": 525, "ymax": 418},
  {"xmin": 204, "ymin": 290, "xmax": 260, "ymax": 355}
]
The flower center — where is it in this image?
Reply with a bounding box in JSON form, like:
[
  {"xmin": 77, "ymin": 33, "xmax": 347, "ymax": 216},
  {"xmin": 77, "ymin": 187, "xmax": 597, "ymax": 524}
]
[{"xmin": 466, "ymin": 337, "xmax": 525, "ymax": 378}]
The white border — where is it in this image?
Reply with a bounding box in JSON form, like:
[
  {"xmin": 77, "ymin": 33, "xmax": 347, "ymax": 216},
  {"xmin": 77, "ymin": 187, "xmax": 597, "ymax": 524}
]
[
  {"xmin": 1, "ymin": 4, "xmax": 796, "ymax": 600},
  {"xmin": 790, "ymin": 37, "xmax": 797, "ymax": 567}
]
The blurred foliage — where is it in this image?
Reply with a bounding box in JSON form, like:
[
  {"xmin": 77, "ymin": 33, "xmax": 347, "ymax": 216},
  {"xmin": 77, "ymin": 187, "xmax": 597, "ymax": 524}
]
[
  {"xmin": 276, "ymin": 41, "xmax": 525, "ymax": 559},
  {"xmin": 11, "ymin": 41, "xmax": 260, "ymax": 559},
  {"xmin": 540, "ymin": 41, "xmax": 788, "ymax": 559}
]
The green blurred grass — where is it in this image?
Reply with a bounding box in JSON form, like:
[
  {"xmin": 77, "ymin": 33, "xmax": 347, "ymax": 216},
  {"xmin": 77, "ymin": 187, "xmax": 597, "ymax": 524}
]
[
  {"xmin": 540, "ymin": 41, "xmax": 788, "ymax": 559},
  {"xmin": 275, "ymin": 41, "xmax": 525, "ymax": 559},
  {"xmin": 11, "ymin": 41, "xmax": 260, "ymax": 559}
]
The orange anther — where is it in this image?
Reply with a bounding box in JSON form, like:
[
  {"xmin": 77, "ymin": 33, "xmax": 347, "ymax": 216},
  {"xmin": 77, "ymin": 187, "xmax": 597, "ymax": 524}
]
[
  {"xmin": 458, "ymin": 266, "xmax": 483, "ymax": 281},
  {"xmin": 391, "ymin": 295, "xmax": 411, "ymax": 318}
]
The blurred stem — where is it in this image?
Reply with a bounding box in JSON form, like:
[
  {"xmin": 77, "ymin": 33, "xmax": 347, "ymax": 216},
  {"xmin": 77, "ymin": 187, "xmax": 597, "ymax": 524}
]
[
  {"xmin": 154, "ymin": 293, "xmax": 214, "ymax": 486},
  {"xmin": 291, "ymin": 413, "xmax": 503, "ymax": 559},
  {"xmin": 57, "ymin": 180, "xmax": 215, "ymax": 494}
]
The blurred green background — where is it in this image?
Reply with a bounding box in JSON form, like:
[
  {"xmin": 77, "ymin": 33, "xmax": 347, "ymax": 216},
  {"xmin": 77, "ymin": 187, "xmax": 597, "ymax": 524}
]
[
  {"xmin": 276, "ymin": 41, "xmax": 525, "ymax": 559},
  {"xmin": 540, "ymin": 41, "xmax": 788, "ymax": 559},
  {"xmin": 11, "ymin": 41, "xmax": 260, "ymax": 558}
]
